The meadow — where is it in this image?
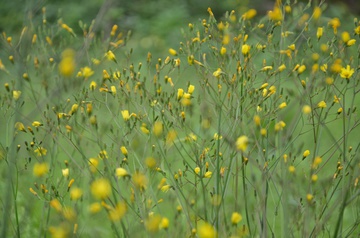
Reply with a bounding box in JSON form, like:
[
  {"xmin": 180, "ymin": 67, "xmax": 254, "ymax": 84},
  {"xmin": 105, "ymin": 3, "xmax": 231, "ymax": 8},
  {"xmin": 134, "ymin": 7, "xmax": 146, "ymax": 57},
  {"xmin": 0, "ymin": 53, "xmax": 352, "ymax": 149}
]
[{"xmin": 1, "ymin": 0, "xmax": 360, "ymax": 237}]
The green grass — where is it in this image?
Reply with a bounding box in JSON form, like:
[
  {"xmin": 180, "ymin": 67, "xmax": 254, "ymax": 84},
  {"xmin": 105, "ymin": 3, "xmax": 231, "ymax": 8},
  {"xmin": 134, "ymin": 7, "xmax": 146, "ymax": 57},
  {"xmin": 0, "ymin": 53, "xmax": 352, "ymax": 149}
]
[{"xmin": 1, "ymin": 1, "xmax": 360, "ymax": 237}]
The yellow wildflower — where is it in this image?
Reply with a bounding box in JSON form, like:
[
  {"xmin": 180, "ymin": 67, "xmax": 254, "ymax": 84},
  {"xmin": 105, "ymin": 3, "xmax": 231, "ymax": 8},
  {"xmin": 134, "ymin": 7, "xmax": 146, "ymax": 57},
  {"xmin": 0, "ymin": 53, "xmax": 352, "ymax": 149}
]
[
  {"xmin": 347, "ymin": 39, "xmax": 356, "ymax": 46},
  {"xmin": 242, "ymin": 9, "xmax": 257, "ymax": 20},
  {"xmin": 242, "ymin": 44, "xmax": 250, "ymax": 56},
  {"xmin": 188, "ymin": 84, "xmax": 195, "ymax": 94},
  {"xmin": 32, "ymin": 121, "xmax": 43, "ymax": 127},
  {"xmin": 313, "ymin": 6, "xmax": 322, "ymax": 20},
  {"xmin": 91, "ymin": 178, "xmax": 112, "ymax": 200},
  {"xmin": 13, "ymin": 90, "xmax": 21, "ymax": 100},
  {"xmin": 88, "ymin": 158, "xmax": 99, "ymax": 173},
  {"xmin": 115, "ymin": 168, "xmax": 128, "ymax": 178},
  {"xmin": 303, "ymin": 150, "xmax": 310, "ymax": 158},
  {"xmin": 329, "ymin": 18, "xmax": 341, "ymax": 34},
  {"xmin": 105, "ymin": 50, "xmax": 117, "ymax": 62},
  {"xmin": 316, "ymin": 27, "xmax": 323, "ymax": 40},
  {"xmin": 213, "ymin": 68, "xmax": 223, "ymax": 77},
  {"xmin": 58, "ymin": 49, "xmax": 75, "ymax": 77},
  {"xmin": 153, "ymin": 121, "xmax": 163, "ymax": 137},
  {"xmin": 34, "ymin": 147, "xmax": 47, "ymax": 156},
  {"xmin": 197, "ymin": 222, "xmax": 217, "ymax": 238},
  {"xmin": 79, "ymin": 66, "xmax": 94, "ymax": 78},
  {"xmin": 168, "ymin": 48, "xmax": 177, "ymax": 56},
  {"xmin": 204, "ymin": 171, "xmax": 212, "ymax": 178},
  {"xmin": 268, "ymin": 6, "xmax": 282, "ymax": 21},
  {"xmin": 132, "ymin": 171, "xmax": 147, "ymax": 190},
  {"xmin": 340, "ymin": 65, "xmax": 354, "ymax": 79},
  {"xmin": 231, "ymin": 212, "xmax": 242, "ymax": 225},
  {"xmin": 159, "ymin": 217, "xmax": 169, "ymax": 229},
  {"xmin": 33, "ymin": 162, "xmax": 49, "ymax": 177},
  {"xmin": 302, "ymin": 105, "xmax": 311, "ymax": 115},
  {"xmin": 317, "ymin": 101, "xmax": 327, "ymax": 108},
  {"xmin": 70, "ymin": 187, "xmax": 83, "ymax": 200},
  {"xmin": 108, "ymin": 202, "xmax": 127, "ymax": 221},
  {"xmin": 236, "ymin": 135, "xmax": 249, "ymax": 152},
  {"xmin": 278, "ymin": 102, "xmax": 287, "ymax": 109}
]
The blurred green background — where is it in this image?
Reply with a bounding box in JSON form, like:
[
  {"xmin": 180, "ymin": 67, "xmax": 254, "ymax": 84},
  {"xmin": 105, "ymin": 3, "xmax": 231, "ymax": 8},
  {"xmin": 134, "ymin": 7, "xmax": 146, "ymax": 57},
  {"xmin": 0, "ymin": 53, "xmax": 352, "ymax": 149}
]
[{"xmin": 1, "ymin": 0, "xmax": 359, "ymax": 56}]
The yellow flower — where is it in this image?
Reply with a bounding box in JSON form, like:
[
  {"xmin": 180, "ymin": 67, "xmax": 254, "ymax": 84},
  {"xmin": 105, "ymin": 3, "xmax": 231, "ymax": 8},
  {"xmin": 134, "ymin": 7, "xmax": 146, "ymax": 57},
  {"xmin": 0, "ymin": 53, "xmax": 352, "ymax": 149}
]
[
  {"xmin": 288, "ymin": 165, "xmax": 295, "ymax": 173},
  {"xmin": 306, "ymin": 194, "xmax": 314, "ymax": 202},
  {"xmin": 121, "ymin": 110, "xmax": 131, "ymax": 121},
  {"xmin": 317, "ymin": 101, "xmax": 326, "ymax": 108},
  {"xmin": 311, "ymin": 174, "xmax": 318, "ymax": 182},
  {"xmin": 145, "ymin": 214, "xmax": 162, "ymax": 233},
  {"xmin": 153, "ymin": 121, "xmax": 163, "ymax": 137},
  {"xmin": 177, "ymin": 88, "xmax": 184, "ymax": 100},
  {"xmin": 145, "ymin": 157, "xmax": 157, "ymax": 169},
  {"xmin": 161, "ymin": 185, "xmax": 171, "ymax": 193},
  {"xmin": 194, "ymin": 167, "xmax": 200, "ymax": 175},
  {"xmin": 115, "ymin": 168, "xmax": 128, "ymax": 178},
  {"xmin": 278, "ymin": 102, "xmax": 287, "ymax": 109},
  {"xmin": 213, "ymin": 68, "xmax": 223, "ymax": 77},
  {"xmin": 197, "ymin": 222, "xmax": 217, "ymax": 238},
  {"xmin": 33, "ymin": 162, "xmax": 49, "ymax": 177},
  {"xmin": 302, "ymin": 105, "xmax": 311, "ymax": 114},
  {"xmin": 329, "ymin": 18, "xmax": 341, "ymax": 34},
  {"xmin": 236, "ymin": 135, "xmax": 249, "ymax": 152},
  {"xmin": 12, "ymin": 90, "xmax": 21, "ymax": 100},
  {"xmin": 278, "ymin": 64, "xmax": 286, "ymax": 72},
  {"xmin": 313, "ymin": 156, "xmax": 322, "ymax": 167},
  {"xmin": 58, "ymin": 49, "xmax": 75, "ymax": 77},
  {"xmin": 313, "ymin": 6, "xmax": 322, "ymax": 20},
  {"xmin": 341, "ymin": 31, "xmax": 350, "ymax": 43},
  {"xmin": 188, "ymin": 84, "xmax": 195, "ymax": 94},
  {"xmin": 80, "ymin": 66, "xmax": 94, "ymax": 78},
  {"xmin": 268, "ymin": 6, "xmax": 282, "ymax": 21},
  {"xmin": 70, "ymin": 187, "xmax": 83, "ymax": 200},
  {"xmin": 261, "ymin": 66, "xmax": 273, "ymax": 71},
  {"xmin": 159, "ymin": 217, "xmax": 169, "ymax": 229},
  {"xmin": 120, "ymin": 146, "xmax": 128, "ymax": 156},
  {"xmin": 274, "ymin": 121, "xmax": 286, "ymax": 131},
  {"xmin": 297, "ymin": 65, "xmax": 306, "ymax": 74},
  {"xmin": 110, "ymin": 85, "xmax": 116, "ymax": 95},
  {"xmin": 89, "ymin": 81, "xmax": 97, "ymax": 90},
  {"xmin": 105, "ymin": 50, "xmax": 117, "ymax": 62},
  {"xmin": 347, "ymin": 39, "xmax": 356, "ymax": 46},
  {"xmin": 168, "ymin": 48, "xmax": 177, "ymax": 56},
  {"xmin": 288, "ymin": 44, "xmax": 296, "ymax": 51},
  {"xmin": 220, "ymin": 46, "xmax": 226, "ymax": 55},
  {"xmin": 61, "ymin": 23, "xmax": 74, "ymax": 34},
  {"xmin": 88, "ymin": 158, "xmax": 99, "ymax": 173},
  {"xmin": 140, "ymin": 123, "xmax": 150, "ymax": 135},
  {"xmin": 242, "ymin": 9, "xmax": 257, "ymax": 20},
  {"xmin": 108, "ymin": 202, "xmax": 127, "ymax": 221},
  {"xmin": 62, "ymin": 168, "xmax": 69, "ymax": 177},
  {"xmin": 242, "ymin": 44, "xmax": 250, "ymax": 56},
  {"xmin": 89, "ymin": 202, "xmax": 102, "ymax": 214},
  {"xmin": 34, "ymin": 147, "xmax": 47, "ymax": 156},
  {"xmin": 132, "ymin": 171, "xmax": 147, "ymax": 190},
  {"xmin": 316, "ymin": 27, "xmax": 323, "ymax": 40},
  {"xmin": 15, "ymin": 122, "xmax": 26, "ymax": 132},
  {"xmin": 303, "ymin": 150, "xmax": 310, "ymax": 158},
  {"xmin": 91, "ymin": 178, "xmax": 112, "ymax": 200},
  {"xmin": 231, "ymin": 212, "xmax": 242, "ymax": 225},
  {"xmin": 32, "ymin": 121, "xmax": 43, "ymax": 127},
  {"xmin": 49, "ymin": 225, "xmax": 69, "ymax": 238},
  {"xmin": 204, "ymin": 171, "xmax": 212, "ymax": 178},
  {"xmin": 340, "ymin": 65, "xmax": 354, "ymax": 79},
  {"xmin": 355, "ymin": 26, "xmax": 360, "ymax": 35}
]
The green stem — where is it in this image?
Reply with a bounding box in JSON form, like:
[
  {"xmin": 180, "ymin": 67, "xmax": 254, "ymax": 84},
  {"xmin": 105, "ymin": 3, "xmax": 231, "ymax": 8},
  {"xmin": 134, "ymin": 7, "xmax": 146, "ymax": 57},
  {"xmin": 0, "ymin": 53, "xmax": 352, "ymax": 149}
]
[{"xmin": 242, "ymin": 155, "xmax": 252, "ymax": 236}]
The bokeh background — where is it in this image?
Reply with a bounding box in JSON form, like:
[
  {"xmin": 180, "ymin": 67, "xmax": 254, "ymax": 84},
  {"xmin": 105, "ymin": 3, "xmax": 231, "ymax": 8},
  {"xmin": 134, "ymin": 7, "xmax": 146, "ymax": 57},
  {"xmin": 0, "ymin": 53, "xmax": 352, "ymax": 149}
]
[{"xmin": 1, "ymin": 0, "xmax": 359, "ymax": 57}]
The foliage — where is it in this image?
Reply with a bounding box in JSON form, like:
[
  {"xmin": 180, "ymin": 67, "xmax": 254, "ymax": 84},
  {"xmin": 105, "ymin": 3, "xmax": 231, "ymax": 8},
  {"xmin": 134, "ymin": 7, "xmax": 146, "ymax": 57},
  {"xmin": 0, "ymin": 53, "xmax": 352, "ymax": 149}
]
[{"xmin": 1, "ymin": 0, "xmax": 360, "ymax": 237}]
